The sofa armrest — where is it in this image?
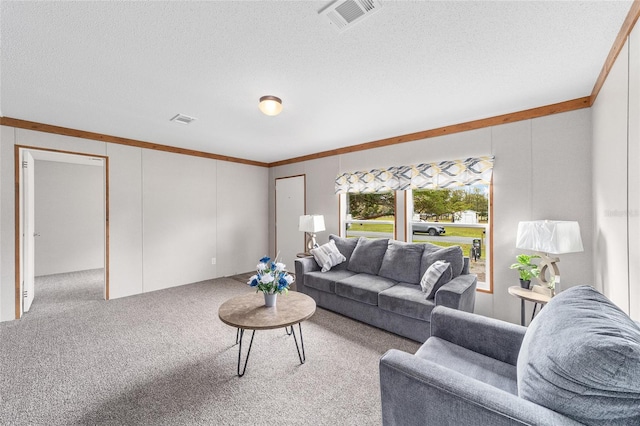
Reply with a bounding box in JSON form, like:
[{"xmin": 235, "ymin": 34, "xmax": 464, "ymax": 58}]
[
  {"xmin": 435, "ymin": 273, "xmax": 476, "ymax": 313},
  {"xmin": 462, "ymin": 256, "xmax": 470, "ymax": 274},
  {"xmin": 380, "ymin": 349, "xmax": 584, "ymax": 426},
  {"xmin": 294, "ymin": 257, "xmax": 320, "ymax": 288},
  {"xmin": 430, "ymin": 306, "xmax": 526, "ymax": 366}
]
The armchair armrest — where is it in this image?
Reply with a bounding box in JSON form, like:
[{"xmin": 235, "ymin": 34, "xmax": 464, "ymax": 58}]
[
  {"xmin": 380, "ymin": 349, "xmax": 583, "ymax": 426},
  {"xmin": 430, "ymin": 306, "xmax": 526, "ymax": 366},
  {"xmin": 435, "ymin": 273, "xmax": 477, "ymax": 313},
  {"xmin": 294, "ymin": 257, "xmax": 320, "ymax": 289}
]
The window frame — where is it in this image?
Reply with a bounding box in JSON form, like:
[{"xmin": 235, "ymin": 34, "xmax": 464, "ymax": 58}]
[
  {"xmin": 338, "ymin": 181, "xmax": 493, "ymax": 294},
  {"xmin": 405, "ymin": 183, "xmax": 492, "ymax": 293}
]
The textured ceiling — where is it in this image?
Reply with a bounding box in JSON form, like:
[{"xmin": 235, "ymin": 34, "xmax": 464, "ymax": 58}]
[{"xmin": 0, "ymin": 1, "xmax": 633, "ymax": 163}]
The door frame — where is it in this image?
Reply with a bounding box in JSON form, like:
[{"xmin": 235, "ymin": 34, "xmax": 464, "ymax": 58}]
[{"xmin": 14, "ymin": 145, "xmax": 110, "ymax": 319}]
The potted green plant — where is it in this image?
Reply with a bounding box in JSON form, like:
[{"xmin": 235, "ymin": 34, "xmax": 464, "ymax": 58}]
[{"xmin": 510, "ymin": 254, "xmax": 540, "ymax": 289}]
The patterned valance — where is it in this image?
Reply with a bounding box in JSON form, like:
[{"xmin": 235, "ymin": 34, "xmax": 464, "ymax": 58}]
[{"xmin": 335, "ymin": 156, "xmax": 494, "ymax": 194}]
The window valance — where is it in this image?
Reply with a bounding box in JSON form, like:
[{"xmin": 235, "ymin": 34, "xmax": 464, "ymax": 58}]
[{"xmin": 335, "ymin": 156, "xmax": 494, "ymax": 194}]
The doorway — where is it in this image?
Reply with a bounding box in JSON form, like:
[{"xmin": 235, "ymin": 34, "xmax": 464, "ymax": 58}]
[{"xmin": 15, "ymin": 146, "xmax": 109, "ymax": 319}]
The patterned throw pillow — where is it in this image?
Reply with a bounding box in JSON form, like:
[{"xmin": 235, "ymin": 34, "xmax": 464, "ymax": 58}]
[
  {"xmin": 420, "ymin": 245, "xmax": 464, "ymax": 280},
  {"xmin": 420, "ymin": 260, "xmax": 452, "ymax": 299},
  {"xmin": 311, "ymin": 240, "xmax": 347, "ymax": 272}
]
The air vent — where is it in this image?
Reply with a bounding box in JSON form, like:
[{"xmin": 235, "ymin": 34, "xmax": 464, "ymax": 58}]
[
  {"xmin": 319, "ymin": 0, "xmax": 382, "ymax": 33},
  {"xmin": 170, "ymin": 113, "xmax": 197, "ymax": 125}
]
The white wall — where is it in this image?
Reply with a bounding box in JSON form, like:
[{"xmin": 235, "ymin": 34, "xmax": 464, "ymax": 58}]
[
  {"xmin": 592, "ymin": 25, "xmax": 640, "ymax": 320},
  {"xmin": 106, "ymin": 143, "xmax": 143, "ymax": 299},
  {"xmin": 0, "ymin": 127, "xmax": 269, "ymax": 321},
  {"xmin": 630, "ymin": 26, "xmax": 640, "ymax": 321},
  {"xmin": 34, "ymin": 160, "xmax": 104, "ymax": 276},
  {"xmin": 216, "ymin": 160, "xmax": 270, "ymax": 277},
  {"xmin": 142, "ymin": 149, "xmax": 218, "ymax": 291},
  {"xmin": 270, "ymin": 109, "xmax": 593, "ymax": 324},
  {"xmin": 0, "ymin": 126, "xmax": 13, "ymax": 321},
  {"xmin": 592, "ymin": 40, "xmax": 630, "ymax": 313}
]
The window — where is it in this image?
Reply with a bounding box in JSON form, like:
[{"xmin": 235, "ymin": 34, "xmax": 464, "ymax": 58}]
[
  {"xmin": 408, "ymin": 185, "xmax": 491, "ymax": 291},
  {"xmin": 336, "ymin": 156, "xmax": 494, "ymax": 292},
  {"xmin": 344, "ymin": 192, "xmax": 395, "ymax": 239}
]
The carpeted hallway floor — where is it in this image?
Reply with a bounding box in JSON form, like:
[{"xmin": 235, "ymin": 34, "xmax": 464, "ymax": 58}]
[{"xmin": 0, "ymin": 270, "xmax": 420, "ymax": 425}]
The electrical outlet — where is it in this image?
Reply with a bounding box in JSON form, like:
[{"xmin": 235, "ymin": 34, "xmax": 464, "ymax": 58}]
[{"xmin": 211, "ymin": 257, "xmax": 216, "ymax": 265}]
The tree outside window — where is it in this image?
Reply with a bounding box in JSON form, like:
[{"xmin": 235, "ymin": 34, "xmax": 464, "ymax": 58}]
[
  {"xmin": 411, "ymin": 185, "xmax": 490, "ymax": 287},
  {"xmin": 345, "ymin": 192, "xmax": 395, "ymax": 239}
]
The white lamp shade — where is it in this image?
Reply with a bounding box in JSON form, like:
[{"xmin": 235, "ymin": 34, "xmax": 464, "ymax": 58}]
[
  {"xmin": 299, "ymin": 215, "xmax": 326, "ymax": 233},
  {"xmin": 516, "ymin": 220, "xmax": 584, "ymax": 254}
]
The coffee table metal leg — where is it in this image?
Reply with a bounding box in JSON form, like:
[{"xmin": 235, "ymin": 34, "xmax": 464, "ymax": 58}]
[
  {"xmin": 290, "ymin": 323, "xmax": 306, "ymax": 364},
  {"xmin": 236, "ymin": 328, "xmax": 256, "ymax": 377},
  {"xmin": 285, "ymin": 326, "xmax": 293, "ymax": 336}
]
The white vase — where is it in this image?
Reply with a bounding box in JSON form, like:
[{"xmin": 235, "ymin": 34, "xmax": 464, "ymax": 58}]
[{"xmin": 264, "ymin": 292, "xmax": 277, "ymax": 307}]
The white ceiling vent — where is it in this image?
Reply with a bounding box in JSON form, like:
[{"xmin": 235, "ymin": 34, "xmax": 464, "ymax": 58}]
[
  {"xmin": 170, "ymin": 113, "xmax": 197, "ymax": 125},
  {"xmin": 319, "ymin": 0, "xmax": 382, "ymax": 33}
]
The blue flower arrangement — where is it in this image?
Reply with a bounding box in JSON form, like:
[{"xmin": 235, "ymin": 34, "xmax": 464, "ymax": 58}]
[{"xmin": 248, "ymin": 256, "xmax": 294, "ymax": 295}]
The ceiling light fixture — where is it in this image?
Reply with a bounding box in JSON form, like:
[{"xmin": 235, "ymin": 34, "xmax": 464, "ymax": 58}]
[{"xmin": 259, "ymin": 96, "xmax": 283, "ymax": 116}]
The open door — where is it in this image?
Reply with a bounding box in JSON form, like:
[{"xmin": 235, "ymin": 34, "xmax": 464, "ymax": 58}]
[
  {"xmin": 15, "ymin": 147, "xmax": 109, "ymax": 319},
  {"xmin": 22, "ymin": 150, "xmax": 35, "ymax": 312}
]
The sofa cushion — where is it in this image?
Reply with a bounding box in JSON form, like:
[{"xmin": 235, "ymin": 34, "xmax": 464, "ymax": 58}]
[
  {"xmin": 335, "ymin": 273, "xmax": 396, "ymax": 305},
  {"xmin": 422, "ymin": 242, "xmax": 443, "ymax": 256},
  {"xmin": 378, "ymin": 283, "xmax": 436, "ymax": 321},
  {"xmin": 417, "ymin": 337, "xmax": 518, "ymax": 395},
  {"xmin": 304, "ymin": 269, "xmax": 356, "ymax": 294},
  {"xmin": 420, "ymin": 245, "xmax": 464, "ymax": 280},
  {"xmin": 420, "ymin": 260, "xmax": 453, "ymax": 299},
  {"xmin": 517, "ymin": 285, "xmax": 640, "ymax": 426},
  {"xmin": 329, "ymin": 234, "xmax": 359, "ymax": 271},
  {"xmin": 311, "ymin": 240, "xmax": 346, "ymax": 272},
  {"xmin": 347, "ymin": 238, "xmax": 389, "ymax": 275},
  {"xmin": 378, "ymin": 240, "xmax": 424, "ymax": 284}
]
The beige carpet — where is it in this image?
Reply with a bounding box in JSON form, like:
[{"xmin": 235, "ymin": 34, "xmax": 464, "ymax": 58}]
[{"xmin": 0, "ymin": 270, "xmax": 420, "ymax": 425}]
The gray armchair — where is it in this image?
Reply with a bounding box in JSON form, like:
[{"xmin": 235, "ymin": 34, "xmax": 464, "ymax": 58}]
[{"xmin": 380, "ymin": 286, "xmax": 640, "ymax": 426}]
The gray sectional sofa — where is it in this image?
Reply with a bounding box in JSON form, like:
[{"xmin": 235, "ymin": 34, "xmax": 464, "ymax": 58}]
[{"xmin": 294, "ymin": 234, "xmax": 477, "ymax": 342}]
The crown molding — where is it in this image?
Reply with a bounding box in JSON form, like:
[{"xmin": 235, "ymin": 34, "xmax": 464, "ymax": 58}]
[
  {"xmin": 0, "ymin": 97, "xmax": 591, "ymax": 169},
  {"xmin": 591, "ymin": 0, "xmax": 640, "ymax": 104},
  {"xmin": 0, "ymin": 117, "xmax": 269, "ymax": 168},
  {"xmin": 268, "ymin": 97, "xmax": 590, "ymax": 167}
]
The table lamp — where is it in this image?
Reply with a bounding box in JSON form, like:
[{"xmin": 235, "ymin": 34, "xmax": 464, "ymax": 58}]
[
  {"xmin": 516, "ymin": 220, "xmax": 583, "ymax": 294},
  {"xmin": 299, "ymin": 215, "xmax": 326, "ymax": 252}
]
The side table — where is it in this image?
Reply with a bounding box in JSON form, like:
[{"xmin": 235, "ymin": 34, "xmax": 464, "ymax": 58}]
[{"xmin": 508, "ymin": 285, "xmax": 552, "ymax": 326}]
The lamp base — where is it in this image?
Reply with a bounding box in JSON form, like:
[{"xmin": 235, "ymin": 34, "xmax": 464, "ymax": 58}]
[
  {"xmin": 305, "ymin": 233, "xmax": 318, "ymax": 252},
  {"xmin": 536, "ymin": 253, "xmax": 559, "ymax": 296}
]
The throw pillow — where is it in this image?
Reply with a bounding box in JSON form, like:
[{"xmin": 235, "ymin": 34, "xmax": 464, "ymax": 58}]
[
  {"xmin": 347, "ymin": 238, "xmax": 389, "ymax": 275},
  {"xmin": 420, "ymin": 260, "xmax": 452, "ymax": 299},
  {"xmin": 378, "ymin": 241, "xmax": 425, "ymax": 284},
  {"xmin": 517, "ymin": 285, "xmax": 640, "ymax": 426},
  {"xmin": 328, "ymin": 234, "xmax": 359, "ymax": 270},
  {"xmin": 310, "ymin": 240, "xmax": 346, "ymax": 272},
  {"xmin": 420, "ymin": 245, "xmax": 464, "ymax": 280}
]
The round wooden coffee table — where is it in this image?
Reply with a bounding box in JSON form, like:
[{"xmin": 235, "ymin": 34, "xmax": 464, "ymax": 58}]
[{"xmin": 218, "ymin": 291, "xmax": 316, "ymax": 376}]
